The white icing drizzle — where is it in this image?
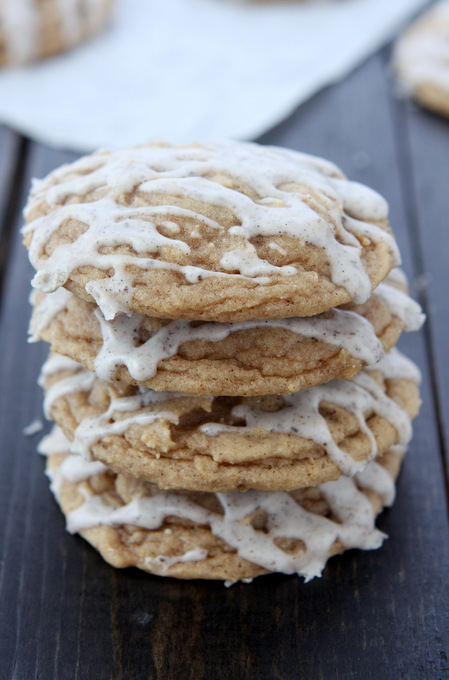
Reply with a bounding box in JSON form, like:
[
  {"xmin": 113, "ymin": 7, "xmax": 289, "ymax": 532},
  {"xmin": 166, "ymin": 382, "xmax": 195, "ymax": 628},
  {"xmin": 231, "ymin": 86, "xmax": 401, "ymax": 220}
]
[
  {"xmin": 38, "ymin": 352, "xmax": 81, "ymax": 380},
  {"xmin": 60, "ymin": 455, "xmax": 107, "ymax": 484},
  {"xmin": 354, "ymin": 445, "xmax": 405, "ymax": 508},
  {"xmin": 374, "ymin": 347, "xmax": 422, "ymax": 384},
  {"xmin": 92, "ymin": 307, "xmax": 383, "ymax": 383},
  {"xmin": 40, "ymin": 349, "xmax": 418, "ymax": 477},
  {"xmin": 201, "ymin": 349, "xmax": 417, "ymax": 476},
  {"xmin": 38, "ymin": 424, "xmax": 73, "ymax": 456},
  {"xmin": 1, "ymin": 0, "xmax": 39, "ymax": 64},
  {"xmin": 46, "ymin": 440, "xmax": 397, "ymax": 581},
  {"xmin": 28, "ymin": 287, "xmax": 72, "ymax": 342},
  {"xmin": 38, "ymin": 354, "xmax": 180, "ymax": 461},
  {"xmin": 30, "ymin": 268, "xmax": 423, "ymax": 385},
  {"xmin": 71, "ymin": 393, "xmax": 179, "ymax": 461},
  {"xmin": 42, "ymin": 369, "xmax": 96, "ymax": 419},
  {"xmin": 351, "ymin": 372, "xmax": 412, "ymax": 447},
  {"xmin": 144, "ymin": 548, "xmax": 209, "ymax": 573},
  {"xmin": 201, "ymin": 380, "xmax": 378, "ymax": 476},
  {"xmin": 0, "ymin": 0, "xmax": 108, "ymax": 65},
  {"xmin": 23, "ymin": 142, "xmax": 399, "ymax": 319}
]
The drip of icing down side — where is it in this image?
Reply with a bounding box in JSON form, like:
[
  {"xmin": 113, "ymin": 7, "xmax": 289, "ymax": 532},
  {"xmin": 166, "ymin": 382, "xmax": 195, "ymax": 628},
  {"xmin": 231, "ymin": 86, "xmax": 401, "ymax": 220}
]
[
  {"xmin": 39, "ymin": 354, "xmax": 180, "ymax": 461},
  {"xmin": 30, "ymin": 268, "xmax": 424, "ymax": 386},
  {"xmin": 375, "ymin": 280, "xmax": 425, "ymax": 331},
  {"xmin": 373, "ymin": 347, "xmax": 422, "ymax": 384},
  {"xmin": 355, "ymin": 445, "xmax": 405, "ymax": 507},
  {"xmin": 92, "ymin": 307, "xmax": 383, "ymax": 383},
  {"xmin": 38, "ymin": 424, "xmax": 76, "ymax": 456},
  {"xmin": 28, "ymin": 287, "xmax": 73, "ymax": 342},
  {"xmin": 42, "ymin": 368, "xmax": 96, "ymax": 419}
]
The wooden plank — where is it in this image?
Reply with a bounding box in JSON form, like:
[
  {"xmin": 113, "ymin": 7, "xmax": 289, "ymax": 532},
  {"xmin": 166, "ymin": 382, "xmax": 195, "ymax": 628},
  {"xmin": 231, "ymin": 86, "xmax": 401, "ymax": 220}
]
[
  {"xmin": 0, "ymin": 126, "xmax": 23, "ymax": 306},
  {"xmin": 391, "ymin": 89, "xmax": 449, "ymax": 475},
  {"xmin": 0, "ymin": 50, "xmax": 448, "ymax": 679}
]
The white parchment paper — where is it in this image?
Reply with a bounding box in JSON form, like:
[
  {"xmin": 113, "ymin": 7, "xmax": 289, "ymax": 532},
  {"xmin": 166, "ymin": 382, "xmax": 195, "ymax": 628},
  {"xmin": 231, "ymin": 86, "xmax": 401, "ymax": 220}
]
[{"xmin": 0, "ymin": 0, "xmax": 428, "ymax": 151}]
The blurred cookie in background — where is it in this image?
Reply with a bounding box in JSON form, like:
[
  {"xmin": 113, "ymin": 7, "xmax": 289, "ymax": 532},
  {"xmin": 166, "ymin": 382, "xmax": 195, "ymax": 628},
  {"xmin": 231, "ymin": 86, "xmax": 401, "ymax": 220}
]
[
  {"xmin": 0, "ymin": 0, "xmax": 113, "ymax": 67},
  {"xmin": 393, "ymin": 0, "xmax": 449, "ymax": 118}
]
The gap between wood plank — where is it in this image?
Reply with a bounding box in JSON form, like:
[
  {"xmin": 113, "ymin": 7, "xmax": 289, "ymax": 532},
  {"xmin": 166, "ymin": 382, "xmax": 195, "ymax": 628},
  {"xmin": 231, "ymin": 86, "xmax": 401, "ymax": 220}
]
[{"xmin": 0, "ymin": 135, "xmax": 29, "ymax": 314}]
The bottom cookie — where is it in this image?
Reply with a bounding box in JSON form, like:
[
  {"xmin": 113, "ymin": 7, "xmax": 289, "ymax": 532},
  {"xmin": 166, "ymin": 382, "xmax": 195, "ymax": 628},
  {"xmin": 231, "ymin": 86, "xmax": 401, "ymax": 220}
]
[{"xmin": 41, "ymin": 426, "xmax": 405, "ymax": 583}]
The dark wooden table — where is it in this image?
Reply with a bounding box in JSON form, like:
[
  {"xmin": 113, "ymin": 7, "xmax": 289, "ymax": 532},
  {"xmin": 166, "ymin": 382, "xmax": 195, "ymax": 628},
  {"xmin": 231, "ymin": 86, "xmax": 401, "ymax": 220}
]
[{"xmin": 1, "ymin": 45, "xmax": 448, "ymax": 680}]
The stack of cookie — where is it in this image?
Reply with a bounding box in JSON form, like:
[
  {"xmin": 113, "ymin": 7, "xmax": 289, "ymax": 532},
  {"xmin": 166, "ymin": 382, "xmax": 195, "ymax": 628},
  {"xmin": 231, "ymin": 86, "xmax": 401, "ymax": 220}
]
[{"xmin": 23, "ymin": 141, "xmax": 424, "ymax": 583}]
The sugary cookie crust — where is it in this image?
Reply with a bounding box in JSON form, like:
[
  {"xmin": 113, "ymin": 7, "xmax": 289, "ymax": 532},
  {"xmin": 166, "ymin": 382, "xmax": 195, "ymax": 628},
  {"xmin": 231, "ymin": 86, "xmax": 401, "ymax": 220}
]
[
  {"xmin": 40, "ymin": 351, "xmax": 421, "ymax": 492},
  {"xmin": 45, "ymin": 442, "xmax": 405, "ymax": 582},
  {"xmin": 0, "ymin": 0, "xmax": 113, "ymax": 67},
  {"xmin": 29, "ymin": 272, "xmax": 423, "ymax": 396},
  {"xmin": 394, "ymin": 0, "xmax": 449, "ymax": 118},
  {"xmin": 23, "ymin": 142, "xmax": 399, "ymax": 322}
]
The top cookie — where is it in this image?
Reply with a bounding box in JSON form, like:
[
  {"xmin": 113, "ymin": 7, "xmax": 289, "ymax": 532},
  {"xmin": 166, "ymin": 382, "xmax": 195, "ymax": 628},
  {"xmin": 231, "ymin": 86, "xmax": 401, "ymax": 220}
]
[
  {"xmin": 23, "ymin": 141, "xmax": 399, "ymax": 323},
  {"xmin": 393, "ymin": 0, "xmax": 449, "ymax": 118},
  {"xmin": 0, "ymin": 0, "xmax": 113, "ymax": 67}
]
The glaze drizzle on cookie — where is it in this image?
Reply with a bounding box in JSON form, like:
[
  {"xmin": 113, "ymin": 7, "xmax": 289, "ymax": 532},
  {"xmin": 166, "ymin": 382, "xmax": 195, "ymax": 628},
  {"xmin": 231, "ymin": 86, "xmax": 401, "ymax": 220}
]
[
  {"xmin": 201, "ymin": 348, "xmax": 417, "ymax": 476},
  {"xmin": 40, "ymin": 349, "xmax": 419, "ymax": 478},
  {"xmin": 24, "ymin": 142, "xmax": 399, "ymax": 320},
  {"xmin": 43, "ymin": 427, "xmax": 401, "ymax": 581}
]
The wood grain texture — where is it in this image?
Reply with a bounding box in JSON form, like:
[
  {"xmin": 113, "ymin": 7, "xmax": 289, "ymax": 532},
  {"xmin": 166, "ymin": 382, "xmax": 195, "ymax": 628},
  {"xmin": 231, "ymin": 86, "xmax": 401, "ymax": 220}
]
[
  {"xmin": 392, "ymin": 83, "xmax": 449, "ymax": 479},
  {"xmin": 0, "ymin": 127, "xmax": 24, "ymax": 308},
  {"xmin": 0, "ymin": 50, "xmax": 449, "ymax": 680}
]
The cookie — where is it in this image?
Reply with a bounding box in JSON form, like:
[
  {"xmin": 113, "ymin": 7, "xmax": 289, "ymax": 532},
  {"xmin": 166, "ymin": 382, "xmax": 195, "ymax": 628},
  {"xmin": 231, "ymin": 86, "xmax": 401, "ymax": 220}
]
[
  {"xmin": 39, "ymin": 349, "xmax": 421, "ymax": 492},
  {"xmin": 42, "ymin": 426, "xmax": 406, "ymax": 582},
  {"xmin": 23, "ymin": 141, "xmax": 400, "ymax": 323},
  {"xmin": 29, "ymin": 270, "xmax": 424, "ymax": 396},
  {"xmin": 0, "ymin": 0, "xmax": 113, "ymax": 67},
  {"xmin": 393, "ymin": 1, "xmax": 449, "ymax": 118}
]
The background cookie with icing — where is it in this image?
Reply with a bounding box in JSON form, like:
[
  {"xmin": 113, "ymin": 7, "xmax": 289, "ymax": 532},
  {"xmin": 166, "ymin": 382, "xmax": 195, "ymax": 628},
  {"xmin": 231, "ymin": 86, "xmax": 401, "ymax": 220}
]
[
  {"xmin": 0, "ymin": 0, "xmax": 113, "ymax": 67},
  {"xmin": 394, "ymin": 0, "xmax": 449, "ymax": 118}
]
